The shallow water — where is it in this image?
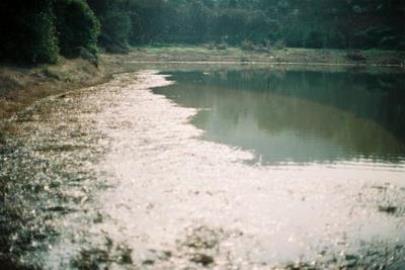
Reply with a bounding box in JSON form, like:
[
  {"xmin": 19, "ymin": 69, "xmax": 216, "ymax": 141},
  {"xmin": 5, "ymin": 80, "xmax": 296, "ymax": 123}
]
[{"xmin": 2, "ymin": 67, "xmax": 405, "ymax": 269}]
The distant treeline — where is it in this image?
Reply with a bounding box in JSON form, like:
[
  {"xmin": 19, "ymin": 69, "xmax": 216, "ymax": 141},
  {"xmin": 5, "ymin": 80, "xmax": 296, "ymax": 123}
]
[{"xmin": 1, "ymin": 0, "xmax": 404, "ymax": 64}]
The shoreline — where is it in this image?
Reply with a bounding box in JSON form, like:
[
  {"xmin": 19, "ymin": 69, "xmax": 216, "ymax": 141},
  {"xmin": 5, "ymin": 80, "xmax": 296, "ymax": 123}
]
[
  {"xmin": 1, "ymin": 46, "xmax": 404, "ymax": 122},
  {"xmin": 124, "ymin": 46, "xmax": 405, "ymax": 67},
  {"xmin": 1, "ymin": 63, "xmax": 405, "ymax": 269},
  {"xmin": 2, "ymin": 70, "xmax": 404, "ymax": 269}
]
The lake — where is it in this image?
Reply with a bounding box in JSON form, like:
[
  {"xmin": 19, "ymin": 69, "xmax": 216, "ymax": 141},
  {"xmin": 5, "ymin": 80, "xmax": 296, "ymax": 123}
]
[
  {"xmin": 154, "ymin": 68, "xmax": 405, "ymax": 168},
  {"xmin": 3, "ymin": 67, "xmax": 405, "ymax": 269}
]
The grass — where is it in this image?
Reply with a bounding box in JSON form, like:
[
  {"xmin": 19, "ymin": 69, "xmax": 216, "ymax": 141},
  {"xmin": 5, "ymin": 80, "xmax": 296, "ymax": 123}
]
[
  {"xmin": 0, "ymin": 57, "xmax": 107, "ymax": 120},
  {"xmin": 128, "ymin": 45, "xmax": 405, "ymax": 67}
]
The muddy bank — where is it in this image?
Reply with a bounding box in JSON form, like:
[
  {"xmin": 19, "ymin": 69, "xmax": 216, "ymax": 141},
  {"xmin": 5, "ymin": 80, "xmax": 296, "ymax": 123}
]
[
  {"xmin": 0, "ymin": 54, "xmax": 143, "ymax": 121},
  {"xmin": 0, "ymin": 59, "xmax": 98, "ymax": 120}
]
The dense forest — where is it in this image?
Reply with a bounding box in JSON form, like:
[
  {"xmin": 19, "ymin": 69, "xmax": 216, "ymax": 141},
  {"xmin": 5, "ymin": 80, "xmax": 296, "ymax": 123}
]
[{"xmin": 1, "ymin": 0, "xmax": 404, "ymax": 64}]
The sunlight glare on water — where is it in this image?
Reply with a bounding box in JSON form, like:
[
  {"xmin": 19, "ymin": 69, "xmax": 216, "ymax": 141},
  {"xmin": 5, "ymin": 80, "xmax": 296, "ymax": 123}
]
[
  {"xmin": 14, "ymin": 68, "xmax": 403, "ymax": 269},
  {"xmin": 85, "ymin": 69, "xmax": 405, "ymax": 268}
]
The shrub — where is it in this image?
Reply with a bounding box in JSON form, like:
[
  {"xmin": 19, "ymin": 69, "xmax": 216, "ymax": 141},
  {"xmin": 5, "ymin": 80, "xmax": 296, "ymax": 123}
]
[
  {"xmin": 346, "ymin": 51, "xmax": 367, "ymax": 62},
  {"xmin": 99, "ymin": 11, "xmax": 132, "ymax": 53},
  {"xmin": 53, "ymin": 0, "xmax": 100, "ymax": 58},
  {"xmin": 203, "ymin": 42, "xmax": 216, "ymax": 50},
  {"xmin": 24, "ymin": 10, "xmax": 59, "ymax": 63},
  {"xmin": 273, "ymin": 40, "xmax": 285, "ymax": 50},
  {"xmin": 78, "ymin": 47, "xmax": 98, "ymax": 67},
  {"xmin": 0, "ymin": 0, "xmax": 59, "ymax": 64},
  {"xmin": 216, "ymin": 42, "xmax": 228, "ymax": 50},
  {"xmin": 241, "ymin": 40, "xmax": 255, "ymax": 51}
]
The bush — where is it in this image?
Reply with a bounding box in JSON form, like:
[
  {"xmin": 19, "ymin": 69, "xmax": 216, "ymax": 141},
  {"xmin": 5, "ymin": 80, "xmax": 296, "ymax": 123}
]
[
  {"xmin": 78, "ymin": 47, "xmax": 98, "ymax": 66},
  {"xmin": 0, "ymin": 0, "xmax": 59, "ymax": 64},
  {"xmin": 203, "ymin": 42, "xmax": 216, "ymax": 50},
  {"xmin": 53, "ymin": 0, "xmax": 100, "ymax": 58},
  {"xmin": 99, "ymin": 11, "xmax": 132, "ymax": 53},
  {"xmin": 241, "ymin": 40, "xmax": 255, "ymax": 51},
  {"xmin": 273, "ymin": 40, "xmax": 286, "ymax": 50},
  {"xmin": 24, "ymin": 10, "xmax": 59, "ymax": 63},
  {"xmin": 216, "ymin": 42, "xmax": 228, "ymax": 50},
  {"xmin": 346, "ymin": 51, "xmax": 367, "ymax": 62}
]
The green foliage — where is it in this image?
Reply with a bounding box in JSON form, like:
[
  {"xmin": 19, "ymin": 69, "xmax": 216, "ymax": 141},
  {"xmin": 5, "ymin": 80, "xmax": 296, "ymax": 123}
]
[
  {"xmin": 0, "ymin": 0, "xmax": 59, "ymax": 64},
  {"xmin": 0, "ymin": 0, "xmax": 99, "ymax": 64},
  {"xmin": 273, "ymin": 40, "xmax": 285, "ymax": 50},
  {"xmin": 121, "ymin": 0, "xmax": 405, "ymax": 50},
  {"xmin": 26, "ymin": 10, "xmax": 60, "ymax": 63},
  {"xmin": 241, "ymin": 40, "xmax": 255, "ymax": 51},
  {"xmin": 53, "ymin": 0, "xmax": 100, "ymax": 58},
  {"xmin": 100, "ymin": 11, "xmax": 132, "ymax": 53},
  {"xmin": 0, "ymin": 0, "xmax": 404, "ymax": 66},
  {"xmin": 87, "ymin": 0, "xmax": 132, "ymax": 53}
]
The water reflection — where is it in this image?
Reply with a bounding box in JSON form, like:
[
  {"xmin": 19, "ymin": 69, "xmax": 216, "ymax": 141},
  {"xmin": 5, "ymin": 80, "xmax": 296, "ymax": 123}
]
[{"xmin": 154, "ymin": 69, "xmax": 405, "ymax": 166}]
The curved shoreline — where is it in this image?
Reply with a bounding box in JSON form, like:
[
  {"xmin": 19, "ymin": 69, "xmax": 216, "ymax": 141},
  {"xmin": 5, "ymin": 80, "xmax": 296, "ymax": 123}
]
[
  {"xmin": 2, "ymin": 47, "xmax": 405, "ymax": 122},
  {"xmin": 1, "ymin": 69, "xmax": 405, "ymax": 269},
  {"xmin": 79, "ymin": 71, "xmax": 405, "ymax": 268}
]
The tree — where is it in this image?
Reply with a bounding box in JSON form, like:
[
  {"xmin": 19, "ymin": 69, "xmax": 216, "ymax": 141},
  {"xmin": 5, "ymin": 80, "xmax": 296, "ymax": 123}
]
[
  {"xmin": 0, "ymin": 0, "xmax": 59, "ymax": 63},
  {"xmin": 54, "ymin": 0, "xmax": 100, "ymax": 57},
  {"xmin": 87, "ymin": 0, "xmax": 133, "ymax": 52}
]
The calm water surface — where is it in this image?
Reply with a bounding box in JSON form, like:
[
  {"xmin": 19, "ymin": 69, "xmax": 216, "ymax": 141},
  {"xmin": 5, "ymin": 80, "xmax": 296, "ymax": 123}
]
[{"xmin": 154, "ymin": 69, "xmax": 405, "ymax": 167}]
